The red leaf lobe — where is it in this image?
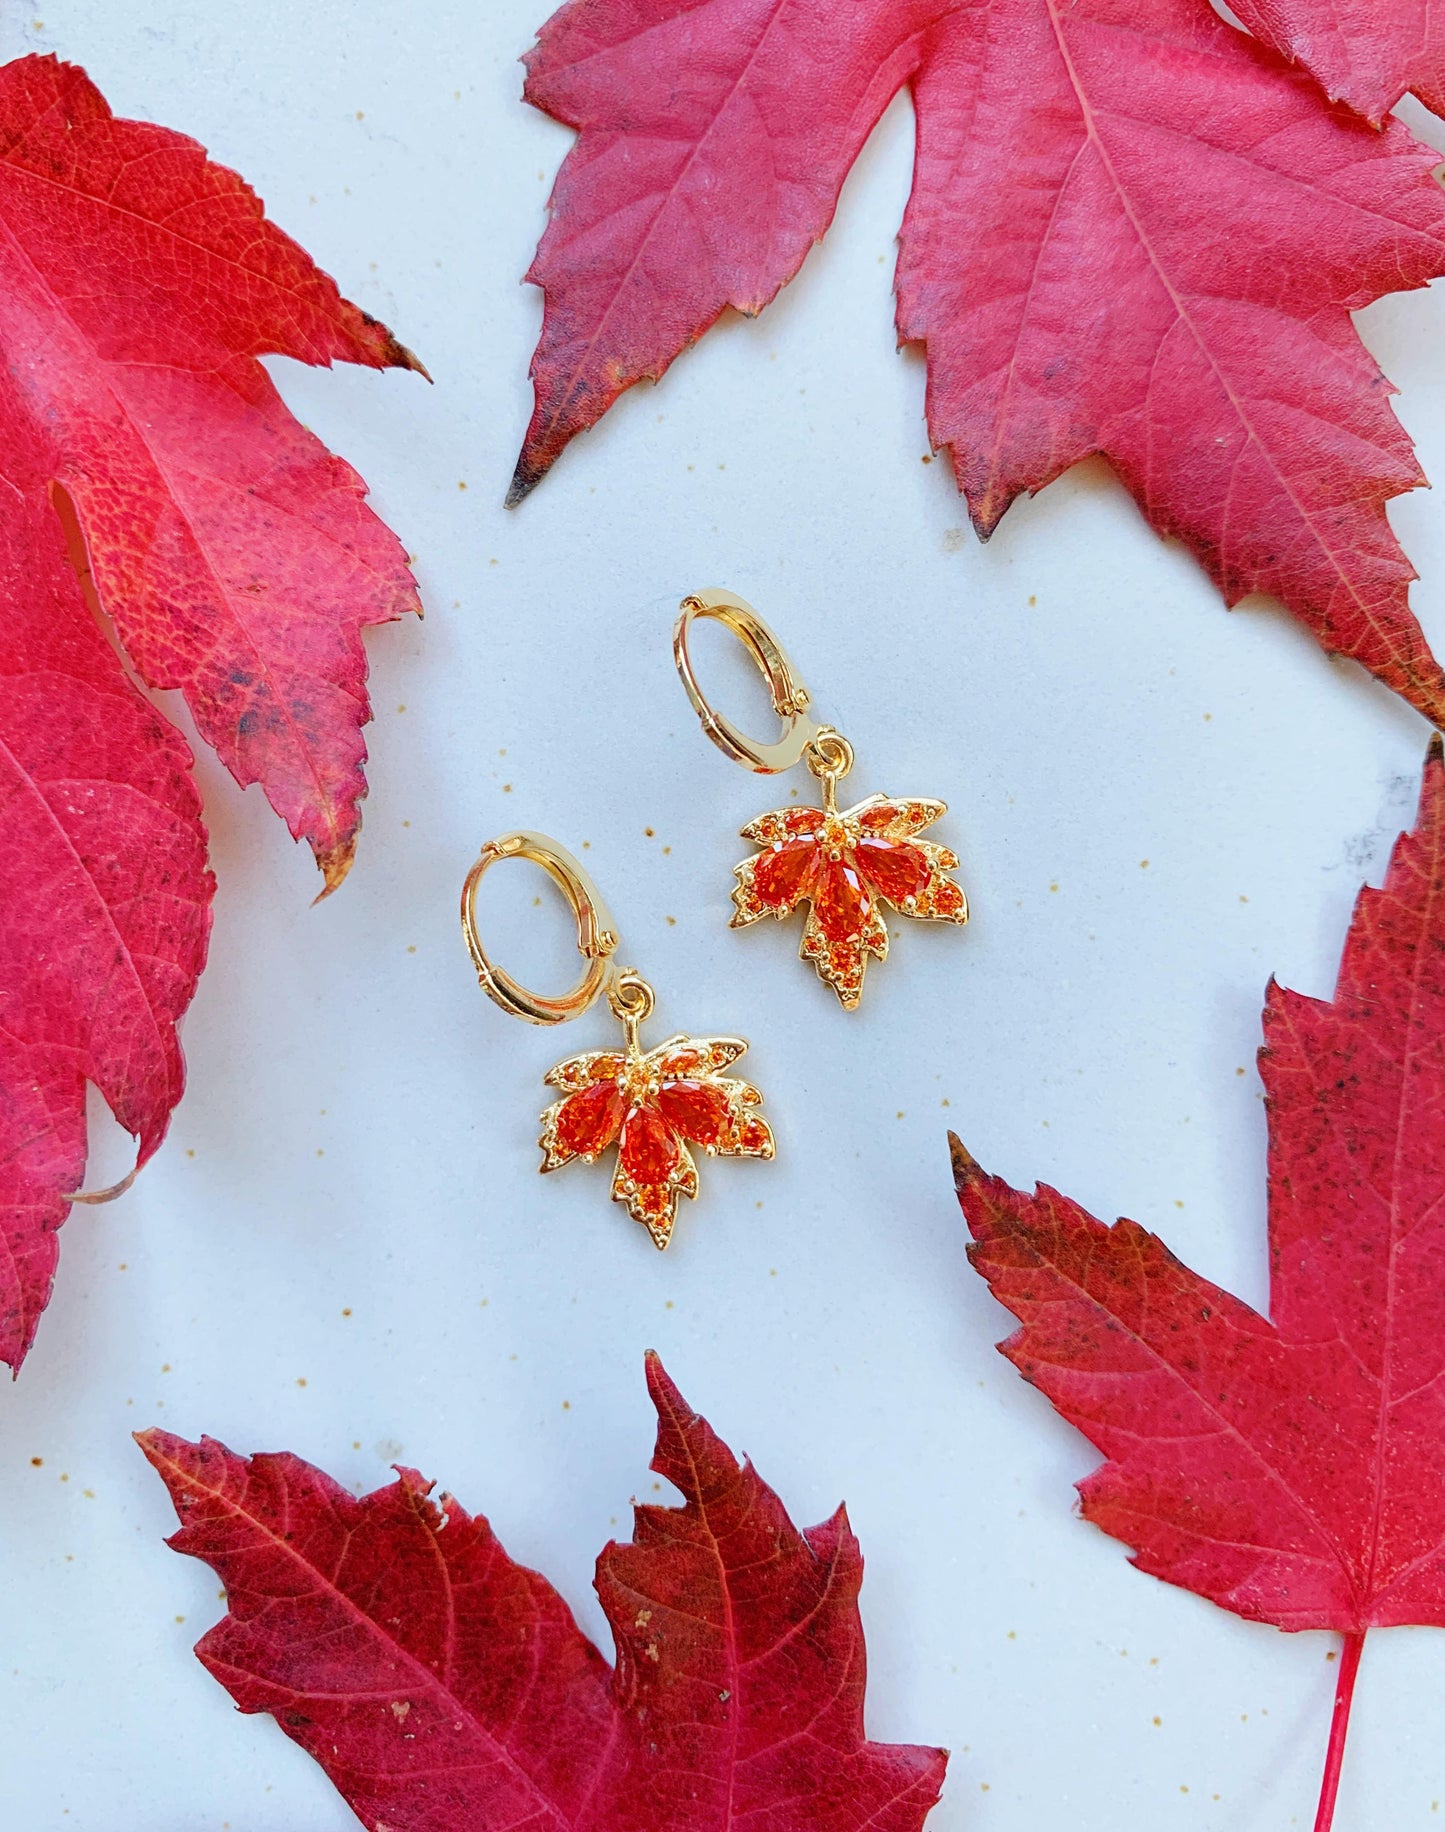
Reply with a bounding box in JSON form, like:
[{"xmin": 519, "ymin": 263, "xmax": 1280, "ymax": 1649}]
[
  {"xmin": 958, "ymin": 737, "xmax": 1445, "ymax": 1642},
  {"xmin": 139, "ymin": 1354, "xmax": 948, "ymax": 1831},
  {"xmin": 0, "ymin": 54, "xmax": 422, "ymax": 887},
  {"xmin": 518, "ymin": 0, "xmax": 1445, "ymax": 721},
  {"xmin": 0, "ymin": 498, "xmax": 213, "ymax": 1369},
  {"xmin": 1228, "ymin": 1, "xmax": 1445, "ymax": 124}
]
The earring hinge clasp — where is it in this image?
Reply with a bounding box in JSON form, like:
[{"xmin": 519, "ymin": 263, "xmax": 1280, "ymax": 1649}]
[
  {"xmin": 461, "ymin": 830, "xmax": 623, "ymax": 1026},
  {"xmin": 674, "ymin": 588, "xmax": 822, "ymax": 774}
]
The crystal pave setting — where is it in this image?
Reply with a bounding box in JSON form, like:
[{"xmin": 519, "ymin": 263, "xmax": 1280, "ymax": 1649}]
[
  {"xmin": 731, "ymin": 738, "xmax": 969, "ymax": 1009},
  {"xmin": 539, "ymin": 1020, "xmax": 774, "ymax": 1249}
]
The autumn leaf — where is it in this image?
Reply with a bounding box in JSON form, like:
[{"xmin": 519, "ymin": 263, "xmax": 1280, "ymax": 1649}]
[
  {"xmin": 513, "ymin": 0, "xmax": 1445, "ymax": 726},
  {"xmin": 0, "ymin": 53, "xmax": 422, "ymax": 891},
  {"xmin": 0, "ymin": 52, "xmax": 419, "ymax": 1369},
  {"xmin": 0, "ymin": 498, "xmax": 214, "ymax": 1370},
  {"xmin": 955, "ymin": 734, "xmax": 1445, "ymax": 1830},
  {"xmin": 139, "ymin": 1353, "xmax": 948, "ymax": 1832},
  {"xmin": 1228, "ymin": 1, "xmax": 1445, "ymax": 124}
]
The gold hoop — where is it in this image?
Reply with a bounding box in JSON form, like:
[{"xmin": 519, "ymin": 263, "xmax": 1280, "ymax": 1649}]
[
  {"xmin": 673, "ymin": 588, "xmax": 821, "ymax": 774},
  {"xmin": 461, "ymin": 831, "xmax": 619, "ymax": 1026}
]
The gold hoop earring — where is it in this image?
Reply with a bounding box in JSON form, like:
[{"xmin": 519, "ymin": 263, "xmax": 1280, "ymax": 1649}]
[
  {"xmin": 461, "ymin": 831, "xmax": 775, "ymax": 1249},
  {"xmin": 674, "ymin": 589, "xmax": 969, "ymax": 1009}
]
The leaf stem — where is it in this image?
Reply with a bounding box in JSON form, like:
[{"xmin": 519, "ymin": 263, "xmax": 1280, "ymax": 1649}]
[{"xmin": 1313, "ymin": 1630, "xmax": 1366, "ymax": 1832}]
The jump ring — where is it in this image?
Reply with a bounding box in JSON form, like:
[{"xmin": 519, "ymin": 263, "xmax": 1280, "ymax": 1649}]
[{"xmin": 804, "ymin": 729, "xmax": 854, "ymax": 781}]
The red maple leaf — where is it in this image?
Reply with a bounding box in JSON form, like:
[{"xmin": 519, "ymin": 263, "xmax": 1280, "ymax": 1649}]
[
  {"xmin": 513, "ymin": 0, "xmax": 1445, "ymax": 725},
  {"xmin": 956, "ymin": 734, "xmax": 1445, "ymax": 1830},
  {"xmin": 0, "ymin": 53, "xmax": 422, "ymax": 891},
  {"xmin": 1229, "ymin": 1, "xmax": 1445, "ymax": 124},
  {"xmin": 0, "ymin": 498, "xmax": 214, "ymax": 1370},
  {"xmin": 0, "ymin": 54, "xmax": 419, "ymax": 1368},
  {"xmin": 139, "ymin": 1354, "xmax": 948, "ymax": 1832}
]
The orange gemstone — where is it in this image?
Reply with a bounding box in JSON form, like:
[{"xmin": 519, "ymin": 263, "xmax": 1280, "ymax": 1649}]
[
  {"xmin": 659, "ymin": 1047, "xmax": 703, "ymax": 1078},
  {"xmin": 752, "ymin": 838, "xmax": 816, "ymax": 909},
  {"xmin": 657, "ymin": 1078, "xmax": 731, "ymax": 1147},
  {"xmin": 781, "ymin": 807, "xmax": 827, "ymax": 835},
  {"xmin": 555, "ymin": 1080, "xmax": 625, "ymax": 1157},
  {"xmin": 587, "ymin": 1052, "xmax": 625, "ymax": 1082},
  {"xmin": 931, "ymin": 881, "xmax": 965, "ymax": 915},
  {"xmin": 854, "ymin": 836, "xmax": 930, "ymax": 905},
  {"xmin": 811, "ymin": 856, "xmax": 867, "ymax": 942},
  {"xmin": 858, "ymin": 803, "xmax": 900, "ymax": 832},
  {"xmin": 620, "ymin": 1101, "xmax": 680, "ymax": 1184}
]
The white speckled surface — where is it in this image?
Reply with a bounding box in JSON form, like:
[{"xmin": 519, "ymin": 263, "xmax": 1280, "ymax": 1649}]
[{"xmin": 2, "ymin": 4, "xmax": 1444, "ymax": 1826}]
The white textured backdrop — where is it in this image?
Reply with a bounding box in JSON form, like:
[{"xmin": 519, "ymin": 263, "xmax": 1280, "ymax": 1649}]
[{"xmin": 2, "ymin": 3, "xmax": 1443, "ymax": 1827}]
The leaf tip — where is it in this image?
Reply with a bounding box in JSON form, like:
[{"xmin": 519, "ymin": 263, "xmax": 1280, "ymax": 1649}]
[
  {"xmin": 1414, "ymin": 731, "xmax": 1445, "ymax": 836},
  {"xmin": 505, "ymin": 457, "xmax": 544, "ymax": 509},
  {"xmin": 133, "ymin": 1426, "xmax": 199, "ymax": 1492},
  {"xmin": 312, "ymin": 833, "xmax": 358, "ymax": 901},
  {"xmin": 0, "ymin": 1313, "xmax": 35, "ymax": 1379},
  {"xmin": 966, "ymin": 487, "xmax": 1009, "ymax": 543},
  {"xmin": 348, "ymin": 302, "xmax": 430, "ymax": 380},
  {"xmin": 949, "ymin": 1130, "xmax": 982, "ymax": 1190},
  {"xmin": 392, "ymin": 339, "xmax": 432, "ymax": 383},
  {"xmin": 643, "ymin": 1348, "xmax": 680, "ymax": 1415},
  {"xmin": 643, "ymin": 1353, "xmax": 722, "ymax": 1502}
]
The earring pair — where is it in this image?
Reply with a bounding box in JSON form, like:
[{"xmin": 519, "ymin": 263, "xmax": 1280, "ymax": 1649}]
[{"xmin": 460, "ymin": 589, "xmax": 969, "ymax": 1248}]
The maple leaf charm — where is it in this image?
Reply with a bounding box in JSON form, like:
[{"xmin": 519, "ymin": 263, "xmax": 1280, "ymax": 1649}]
[
  {"xmin": 732, "ymin": 796, "xmax": 968, "ymax": 1008},
  {"xmin": 540, "ymin": 1034, "xmax": 773, "ymax": 1247}
]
